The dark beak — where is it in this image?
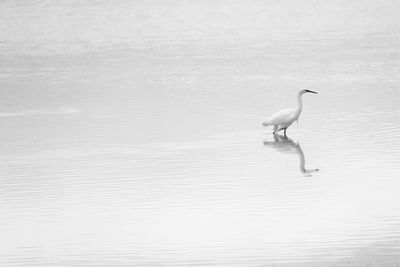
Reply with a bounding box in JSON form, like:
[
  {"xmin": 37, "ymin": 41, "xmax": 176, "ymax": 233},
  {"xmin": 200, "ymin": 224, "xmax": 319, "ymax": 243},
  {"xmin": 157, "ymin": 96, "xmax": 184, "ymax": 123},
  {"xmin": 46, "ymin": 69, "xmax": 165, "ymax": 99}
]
[{"xmin": 305, "ymin": 89, "xmax": 318, "ymax": 94}]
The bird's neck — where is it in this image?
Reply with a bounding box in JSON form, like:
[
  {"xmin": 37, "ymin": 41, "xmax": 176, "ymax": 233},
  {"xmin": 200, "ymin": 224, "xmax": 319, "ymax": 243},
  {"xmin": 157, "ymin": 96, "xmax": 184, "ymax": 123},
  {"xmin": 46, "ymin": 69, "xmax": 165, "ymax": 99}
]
[{"xmin": 296, "ymin": 92, "xmax": 303, "ymax": 114}]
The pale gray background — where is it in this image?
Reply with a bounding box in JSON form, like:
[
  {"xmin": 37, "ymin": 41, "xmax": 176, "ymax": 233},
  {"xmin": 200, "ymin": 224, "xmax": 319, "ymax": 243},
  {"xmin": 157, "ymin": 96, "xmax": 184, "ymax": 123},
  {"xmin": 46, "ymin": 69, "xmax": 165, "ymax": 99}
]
[{"xmin": 0, "ymin": 0, "xmax": 399, "ymax": 266}]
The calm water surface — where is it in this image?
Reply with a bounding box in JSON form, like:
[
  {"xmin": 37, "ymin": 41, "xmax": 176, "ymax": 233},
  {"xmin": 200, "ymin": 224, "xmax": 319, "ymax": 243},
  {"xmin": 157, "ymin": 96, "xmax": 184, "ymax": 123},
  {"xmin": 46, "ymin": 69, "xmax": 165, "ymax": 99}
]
[{"xmin": 0, "ymin": 0, "xmax": 399, "ymax": 266}]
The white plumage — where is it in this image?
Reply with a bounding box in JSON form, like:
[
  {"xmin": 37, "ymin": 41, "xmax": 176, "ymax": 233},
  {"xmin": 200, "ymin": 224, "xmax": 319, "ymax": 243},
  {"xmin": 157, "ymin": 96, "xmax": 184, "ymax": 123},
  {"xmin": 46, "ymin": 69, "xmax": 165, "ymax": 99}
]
[{"xmin": 263, "ymin": 88, "xmax": 318, "ymax": 135}]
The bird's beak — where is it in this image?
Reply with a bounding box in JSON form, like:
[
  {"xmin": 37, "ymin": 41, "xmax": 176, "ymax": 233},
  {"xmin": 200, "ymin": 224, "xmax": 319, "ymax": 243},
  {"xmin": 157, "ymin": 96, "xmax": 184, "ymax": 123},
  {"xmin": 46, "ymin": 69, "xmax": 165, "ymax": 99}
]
[{"xmin": 305, "ymin": 89, "xmax": 318, "ymax": 94}]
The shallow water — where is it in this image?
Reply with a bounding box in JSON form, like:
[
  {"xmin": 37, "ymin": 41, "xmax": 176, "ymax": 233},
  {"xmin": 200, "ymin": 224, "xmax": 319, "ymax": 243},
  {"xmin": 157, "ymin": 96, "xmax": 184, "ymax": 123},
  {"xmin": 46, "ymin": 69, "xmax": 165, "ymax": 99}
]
[{"xmin": 0, "ymin": 0, "xmax": 399, "ymax": 266}]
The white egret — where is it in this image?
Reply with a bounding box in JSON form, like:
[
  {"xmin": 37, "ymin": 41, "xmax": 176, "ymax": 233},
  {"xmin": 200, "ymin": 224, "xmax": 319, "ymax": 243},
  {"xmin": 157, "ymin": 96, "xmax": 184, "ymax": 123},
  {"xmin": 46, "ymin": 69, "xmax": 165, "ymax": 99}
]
[{"xmin": 262, "ymin": 88, "xmax": 318, "ymax": 136}]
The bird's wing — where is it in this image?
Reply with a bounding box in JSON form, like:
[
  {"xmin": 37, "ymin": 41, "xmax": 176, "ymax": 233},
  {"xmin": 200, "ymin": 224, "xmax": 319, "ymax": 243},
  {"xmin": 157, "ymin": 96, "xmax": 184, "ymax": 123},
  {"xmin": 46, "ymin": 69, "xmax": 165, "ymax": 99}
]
[{"xmin": 267, "ymin": 109, "xmax": 296, "ymax": 125}]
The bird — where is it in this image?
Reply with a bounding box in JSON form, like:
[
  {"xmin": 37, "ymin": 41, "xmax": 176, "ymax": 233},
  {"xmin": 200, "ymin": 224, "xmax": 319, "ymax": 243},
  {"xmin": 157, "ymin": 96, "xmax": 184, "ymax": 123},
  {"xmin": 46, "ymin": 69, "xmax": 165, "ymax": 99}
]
[{"xmin": 262, "ymin": 88, "xmax": 318, "ymax": 136}]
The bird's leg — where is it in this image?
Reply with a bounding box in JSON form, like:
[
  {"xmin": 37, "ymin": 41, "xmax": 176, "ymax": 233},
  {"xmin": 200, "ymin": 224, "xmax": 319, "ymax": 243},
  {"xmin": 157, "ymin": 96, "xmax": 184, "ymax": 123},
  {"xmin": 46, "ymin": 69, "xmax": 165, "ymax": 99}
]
[
  {"xmin": 273, "ymin": 125, "xmax": 278, "ymax": 134},
  {"xmin": 284, "ymin": 128, "xmax": 287, "ymax": 137}
]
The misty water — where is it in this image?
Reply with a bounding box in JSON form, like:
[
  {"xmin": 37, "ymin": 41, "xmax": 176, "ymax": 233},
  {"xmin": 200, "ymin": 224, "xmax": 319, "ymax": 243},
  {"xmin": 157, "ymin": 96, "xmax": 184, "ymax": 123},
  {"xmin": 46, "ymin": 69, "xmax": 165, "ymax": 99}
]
[{"xmin": 0, "ymin": 0, "xmax": 399, "ymax": 266}]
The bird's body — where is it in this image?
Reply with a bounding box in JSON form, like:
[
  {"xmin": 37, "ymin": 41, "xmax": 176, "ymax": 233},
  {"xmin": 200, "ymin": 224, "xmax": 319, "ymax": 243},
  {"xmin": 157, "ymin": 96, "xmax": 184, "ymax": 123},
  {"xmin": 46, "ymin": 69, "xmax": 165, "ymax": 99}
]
[{"xmin": 263, "ymin": 89, "xmax": 317, "ymax": 135}]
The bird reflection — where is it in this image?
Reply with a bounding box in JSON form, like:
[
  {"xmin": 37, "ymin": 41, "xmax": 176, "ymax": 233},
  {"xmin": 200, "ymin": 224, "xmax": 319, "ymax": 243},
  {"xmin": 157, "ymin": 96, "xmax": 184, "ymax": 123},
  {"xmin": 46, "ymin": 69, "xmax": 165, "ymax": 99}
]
[{"xmin": 263, "ymin": 134, "xmax": 319, "ymax": 176}]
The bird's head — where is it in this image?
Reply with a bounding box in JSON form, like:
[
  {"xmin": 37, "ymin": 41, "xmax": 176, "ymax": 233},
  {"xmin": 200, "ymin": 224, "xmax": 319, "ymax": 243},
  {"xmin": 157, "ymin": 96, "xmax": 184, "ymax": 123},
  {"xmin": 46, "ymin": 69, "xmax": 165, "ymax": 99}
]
[{"xmin": 299, "ymin": 88, "xmax": 318, "ymax": 95}]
